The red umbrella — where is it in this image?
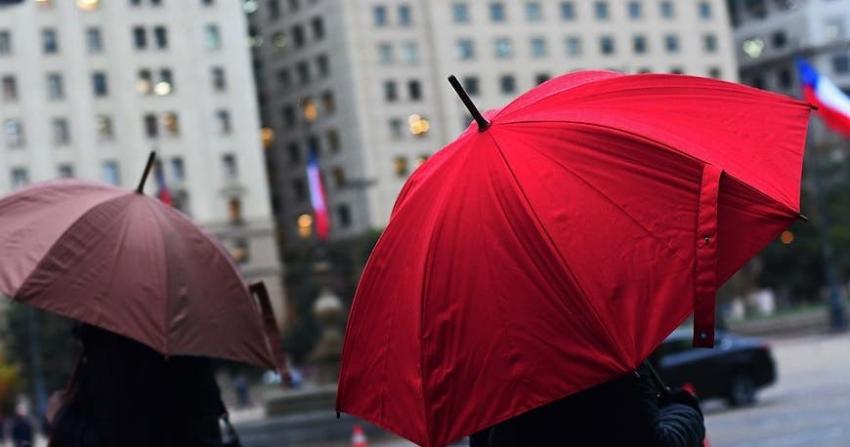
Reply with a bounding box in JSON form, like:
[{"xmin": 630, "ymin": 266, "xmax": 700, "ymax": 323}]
[
  {"xmin": 336, "ymin": 71, "xmax": 811, "ymax": 446},
  {"xmin": 0, "ymin": 153, "xmax": 286, "ymax": 373}
]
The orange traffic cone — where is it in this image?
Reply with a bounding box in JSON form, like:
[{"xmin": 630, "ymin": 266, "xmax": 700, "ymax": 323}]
[{"xmin": 352, "ymin": 424, "xmax": 368, "ymax": 447}]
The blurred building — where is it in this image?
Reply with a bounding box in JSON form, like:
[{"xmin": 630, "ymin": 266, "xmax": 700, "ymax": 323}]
[
  {"xmin": 249, "ymin": 0, "xmax": 738, "ymax": 246},
  {"xmin": 728, "ymin": 0, "xmax": 850, "ymax": 144},
  {"xmin": 0, "ymin": 0, "xmax": 286, "ymax": 323}
]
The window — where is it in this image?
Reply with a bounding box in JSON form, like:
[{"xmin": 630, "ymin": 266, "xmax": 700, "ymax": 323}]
[
  {"xmin": 204, "ymin": 24, "xmax": 221, "ymax": 49},
  {"xmin": 216, "ymin": 110, "xmax": 231, "ymax": 134},
  {"xmin": 560, "ymin": 1, "xmax": 575, "ymax": 20},
  {"xmin": 401, "ymin": 41, "xmax": 418, "ymax": 64},
  {"xmin": 394, "ymin": 156, "xmax": 409, "ymax": 177},
  {"xmin": 137, "ymin": 69, "xmax": 153, "ymax": 94},
  {"xmin": 0, "ymin": 32, "xmax": 11, "ymax": 56},
  {"xmin": 525, "ymin": 2, "xmax": 542, "ymax": 21},
  {"xmin": 296, "ymin": 61, "xmax": 310, "ymax": 84},
  {"xmin": 389, "ymin": 118, "xmax": 403, "ymax": 139},
  {"xmin": 489, "ymin": 2, "xmax": 506, "ymax": 22},
  {"xmin": 288, "ymin": 142, "xmax": 302, "ymax": 163},
  {"xmin": 52, "ymin": 118, "xmax": 70, "ymax": 145},
  {"xmin": 102, "ymin": 161, "xmax": 120, "ymax": 185},
  {"xmin": 2, "ymin": 75, "xmax": 16, "ymax": 101},
  {"xmin": 283, "ymin": 105, "xmax": 296, "ymax": 128},
  {"xmin": 97, "ymin": 115, "xmax": 114, "ymax": 141},
  {"xmin": 463, "ymin": 76, "xmax": 479, "ymax": 96},
  {"xmin": 133, "ymin": 27, "xmax": 147, "ymax": 50},
  {"xmin": 660, "ymin": 0, "xmax": 674, "ymax": 18},
  {"xmin": 43, "ymin": 28, "xmax": 59, "ymax": 54},
  {"xmin": 771, "ymin": 31, "xmax": 787, "ymax": 49},
  {"xmin": 10, "ymin": 168, "xmax": 28, "ymax": 189},
  {"xmin": 494, "ymin": 37, "xmax": 512, "ymax": 58},
  {"xmin": 535, "ymin": 73, "xmax": 550, "ymax": 85},
  {"xmin": 453, "ymin": 2, "xmax": 469, "ymax": 23},
  {"xmin": 212, "ymin": 67, "xmax": 226, "ymax": 91},
  {"xmin": 130, "ymin": 0, "xmax": 141, "ymax": 6},
  {"xmin": 499, "ymin": 74, "xmax": 516, "ymax": 94},
  {"xmin": 457, "ymin": 39, "xmax": 475, "ymax": 60},
  {"xmin": 708, "ymin": 67, "xmax": 722, "ymax": 79},
  {"xmin": 594, "ymin": 1, "xmax": 609, "ymax": 20},
  {"xmin": 633, "ymin": 35, "xmax": 647, "ymax": 54},
  {"xmin": 157, "ymin": 69, "xmax": 174, "ymax": 95},
  {"xmin": 5, "ymin": 119, "xmax": 24, "ymax": 148},
  {"xmin": 293, "ymin": 25, "xmax": 305, "ymax": 48},
  {"xmin": 288, "ymin": 0, "xmax": 299, "ymax": 12},
  {"xmin": 530, "ymin": 37, "xmax": 547, "ymax": 58},
  {"xmin": 408, "ymin": 80, "xmax": 422, "ymax": 100},
  {"xmin": 833, "ymin": 55, "xmax": 850, "ymax": 75},
  {"xmin": 566, "ymin": 36, "xmax": 582, "ymax": 56},
  {"xmin": 171, "ymin": 157, "xmax": 186, "ymax": 182},
  {"xmin": 58, "ymin": 164, "xmax": 75, "ymax": 178},
  {"xmin": 331, "ymin": 166, "xmax": 345, "ymax": 188},
  {"xmin": 47, "ymin": 73, "xmax": 64, "ymax": 100},
  {"xmin": 268, "ymin": 0, "xmax": 280, "ymax": 18},
  {"xmin": 311, "ymin": 17, "xmax": 325, "ymax": 40},
  {"xmin": 698, "ymin": 1, "xmax": 712, "ymax": 19},
  {"xmin": 384, "ymin": 80, "xmax": 397, "ymax": 102},
  {"xmin": 86, "ymin": 28, "xmax": 103, "ymax": 53},
  {"xmin": 277, "ymin": 69, "xmax": 292, "ymax": 89},
  {"xmin": 373, "ymin": 5, "xmax": 387, "ymax": 27},
  {"xmin": 222, "ymin": 153, "xmax": 238, "ymax": 180},
  {"xmin": 316, "ymin": 55, "xmax": 329, "ymax": 77},
  {"xmin": 398, "ymin": 4, "xmax": 412, "ymax": 26},
  {"xmin": 163, "ymin": 112, "xmax": 179, "ymax": 136},
  {"xmin": 293, "ymin": 179, "xmax": 307, "ymax": 201},
  {"xmin": 327, "ymin": 129, "xmax": 340, "ymax": 153},
  {"xmin": 628, "ymin": 1, "xmax": 641, "ymax": 19},
  {"xmin": 664, "ymin": 34, "xmax": 679, "ymax": 53},
  {"xmin": 154, "ymin": 26, "xmax": 168, "ymax": 49},
  {"xmin": 337, "ymin": 204, "xmax": 352, "ymax": 228},
  {"xmin": 704, "ymin": 34, "xmax": 718, "ymax": 53},
  {"xmin": 378, "ymin": 43, "xmax": 393, "ymax": 64},
  {"xmin": 778, "ymin": 68, "xmax": 793, "ymax": 88},
  {"xmin": 600, "ymin": 36, "xmax": 615, "ymax": 55},
  {"xmin": 144, "ymin": 113, "xmax": 158, "ymax": 138},
  {"xmin": 670, "ymin": 67, "xmax": 684, "ymax": 74},
  {"xmin": 202, "ymin": 0, "xmax": 214, "ymax": 5},
  {"xmin": 321, "ymin": 90, "xmax": 335, "ymax": 113}
]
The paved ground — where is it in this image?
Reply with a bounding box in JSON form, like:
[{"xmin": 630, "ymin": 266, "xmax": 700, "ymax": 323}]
[{"xmin": 373, "ymin": 333, "xmax": 850, "ymax": 447}]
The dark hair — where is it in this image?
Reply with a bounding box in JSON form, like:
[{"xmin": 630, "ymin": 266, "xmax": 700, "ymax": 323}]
[{"xmin": 50, "ymin": 325, "xmax": 225, "ymax": 447}]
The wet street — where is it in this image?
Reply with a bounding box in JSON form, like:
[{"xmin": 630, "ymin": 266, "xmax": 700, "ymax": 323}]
[{"xmin": 374, "ymin": 334, "xmax": 850, "ymax": 447}]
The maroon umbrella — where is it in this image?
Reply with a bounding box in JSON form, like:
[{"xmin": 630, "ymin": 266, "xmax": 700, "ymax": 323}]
[{"xmin": 0, "ymin": 153, "xmax": 286, "ymax": 372}]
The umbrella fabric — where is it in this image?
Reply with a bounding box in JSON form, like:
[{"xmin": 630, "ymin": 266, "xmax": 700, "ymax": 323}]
[
  {"xmin": 0, "ymin": 180, "xmax": 278, "ymax": 369},
  {"xmin": 336, "ymin": 71, "xmax": 810, "ymax": 447}
]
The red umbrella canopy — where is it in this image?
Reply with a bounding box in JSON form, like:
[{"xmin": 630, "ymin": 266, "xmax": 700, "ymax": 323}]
[
  {"xmin": 336, "ymin": 71, "xmax": 811, "ymax": 447},
  {"xmin": 0, "ymin": 180, "xmax": 281, "ymax": 370}
]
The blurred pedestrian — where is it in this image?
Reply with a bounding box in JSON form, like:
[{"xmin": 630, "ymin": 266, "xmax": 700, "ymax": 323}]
[
  {"xmin": 232, "ymin": 373, "xmax": 251, "ymax": 409},
  {"xmin": 47, "ymin": 324, "xmax": 239, "ymax": 447},
  {"xmin": 10, "ymin": 402, "xmax": 34, "ymax": 447},
  {"xmin": 469, "ymin": 364, "xmax": 704, "ymax": 447}
]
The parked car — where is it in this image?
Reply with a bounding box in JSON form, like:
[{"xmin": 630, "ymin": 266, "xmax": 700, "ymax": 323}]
[{"xmin": 649, "ymin": 330, "xmax": 776, "ymax": 407}]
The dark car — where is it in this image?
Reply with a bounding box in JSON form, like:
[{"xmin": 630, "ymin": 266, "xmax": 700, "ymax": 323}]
[{"xmin": 649, "ymin": 330, "xmax": 776, "ymax": 407}]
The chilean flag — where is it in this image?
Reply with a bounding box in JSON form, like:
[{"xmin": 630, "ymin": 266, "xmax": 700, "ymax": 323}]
[
  {"xmin": 154, "ymin": 160, "xmax": 173, "ymax": 206},
  {"xmin": 797, "ymin": 58, "xmax": 850, "ymax": 137},
  {"xmin": 306, "ymin": 149, "xmax": 330, "ymax": 241}
]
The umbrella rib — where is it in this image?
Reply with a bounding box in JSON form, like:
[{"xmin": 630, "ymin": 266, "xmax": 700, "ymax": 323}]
[
  {"xmin": 484, "ymin": 131, "xmax": 632, "ymax": 368},
  {"xmin": 496, "ymin": 119, "xmax": 801, "ymax": 218}
]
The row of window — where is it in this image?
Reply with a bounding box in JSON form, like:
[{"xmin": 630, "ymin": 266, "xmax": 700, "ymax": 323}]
[
  {"xmin": 0, "ymin": 24, "xmax": 222, "ymax": 57},
  {"xmin": 453, "ymin": 33, "xmax": 719, "ymax": 60},
  {"xmin": 294, "ymin": 203, "xmax": 352, "ymax": 237},
  {"xmin": 383, "ymin": 79, "xmax": 423, "ymax": 103},
  {"xmin": 265, "ymin": 16, "xmax": 324, "ymax": 51},
  {"xmin": 0, "ymin": 66, "xmax": 227, "ymax": 105},
  {"xmin": 285, "ymin": 129, "xmax": 341, "ymax": 166},
  {"xmin": 748, "ymin": 55, "xmax": 850, "ymax": 91},
  {"xmin": 373, "ymin": 3, "xmax": 413, "ymax": 27},
  {"xmin": 276, "ymin": 54, "xmax": 329, "ymax": 88},
  {"xmin": 446, "ymin": 1, "xmax": 713, "ymax": 24},
  {"xmin": 34, "ymin": 0, "xmax": 219, "ymax": 9},
  {"xmin": 9, "ymin": 161, "xmax": 120, "ymax": 190},
  {"xmin": 248, "ymin": 0, "xmax": 319, "ymax": 19},
  {"xmin": 1, "ymin": 109, "xmax": 233, "ymax": 148}
]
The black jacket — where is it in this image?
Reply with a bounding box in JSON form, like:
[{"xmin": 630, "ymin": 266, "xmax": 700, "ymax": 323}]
[{"xmin": 469, "ymin": 367, "xmax": 704, "ymax": 447}]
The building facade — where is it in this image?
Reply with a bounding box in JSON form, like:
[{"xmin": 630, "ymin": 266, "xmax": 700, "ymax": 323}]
[
  {"xmin": 0, "ymin": 0, "xmax": 285, "ymax": 323},
  {"xmin": 728, "ymin": 0, "xmax": 850, "ymax": 144},
  {"xmin": 250, "ymin": 0, "xmax": 739, "ymax": 246}
]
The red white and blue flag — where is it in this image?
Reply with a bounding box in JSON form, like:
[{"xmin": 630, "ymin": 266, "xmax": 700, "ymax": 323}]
[
  {"xmin": 306, "ymin": 149, "xmax": 330, "ymax": 241},
  {"xmin": 797, "ymin": 58, "xmax": 850, "ymax": 137},
  {"xmin": 154, "ymin": 160, "xmax": 173, "ymax": 206}
]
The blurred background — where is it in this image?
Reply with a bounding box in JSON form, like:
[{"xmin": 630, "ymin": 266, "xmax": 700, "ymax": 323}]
[{"xmin": 0, "ymin": 0, "xmax": 847, "ymax": 446}]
